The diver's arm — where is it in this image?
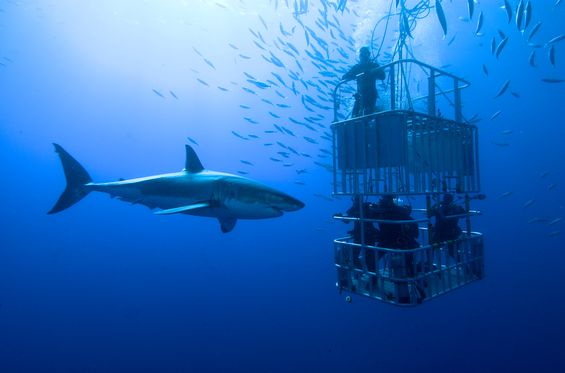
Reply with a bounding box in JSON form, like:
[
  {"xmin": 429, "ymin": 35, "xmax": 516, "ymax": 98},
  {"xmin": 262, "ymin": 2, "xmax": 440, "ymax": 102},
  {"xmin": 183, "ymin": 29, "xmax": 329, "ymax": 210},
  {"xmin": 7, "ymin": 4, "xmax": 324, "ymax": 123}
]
[
  {"xmin": 342, "ymin": 64, "xmax": 359, "ymax": 81},
  {"xmin": 372, "ymin": 63, "xmax": 386, "ymax": 80}
]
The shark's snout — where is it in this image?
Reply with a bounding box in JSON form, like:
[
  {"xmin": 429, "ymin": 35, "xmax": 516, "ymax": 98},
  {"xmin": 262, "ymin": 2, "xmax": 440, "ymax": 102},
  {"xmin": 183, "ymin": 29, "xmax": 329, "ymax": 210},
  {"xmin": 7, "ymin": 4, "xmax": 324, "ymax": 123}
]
[
  {"xmin": 277, "ymin": 195, "xmax": 305, "ymax": 212},
  {"xmin": 290, "ymin": 197, "xmax": 305, "ymax": 211}
]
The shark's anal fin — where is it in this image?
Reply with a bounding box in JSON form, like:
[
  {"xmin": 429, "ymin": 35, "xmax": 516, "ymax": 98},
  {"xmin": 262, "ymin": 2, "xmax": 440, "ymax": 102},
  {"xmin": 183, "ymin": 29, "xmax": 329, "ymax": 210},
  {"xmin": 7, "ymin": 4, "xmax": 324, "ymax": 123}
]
[
  {"xmin": 219, "ymin": 217, "xmax": 237, "ymax": 233},
  {"xmin": 154, "ymin": 202, "xmax": 210, "ymax": 215}
]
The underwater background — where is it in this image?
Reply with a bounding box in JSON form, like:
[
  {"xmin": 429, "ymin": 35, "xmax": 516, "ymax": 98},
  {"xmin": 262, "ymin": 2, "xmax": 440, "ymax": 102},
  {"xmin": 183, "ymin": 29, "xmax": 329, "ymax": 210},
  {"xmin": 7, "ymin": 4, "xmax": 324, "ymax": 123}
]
[{"xmin": 1, "ymin": 0, "xmax": 564, "ymax": 372}]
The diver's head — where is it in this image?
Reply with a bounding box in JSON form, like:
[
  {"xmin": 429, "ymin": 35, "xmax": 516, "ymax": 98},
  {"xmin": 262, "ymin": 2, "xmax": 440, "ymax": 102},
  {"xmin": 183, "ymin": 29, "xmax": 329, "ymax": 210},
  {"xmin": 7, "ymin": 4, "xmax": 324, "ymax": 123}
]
[
  {"xmin": 351, "ymin": 194, "xmax": 362, "ymax": 205},
  {"xmin": 359, "ymin": 47, "xmax": 371, "ymax": 63},
  {"xmin": 394, "ymin": 196, "xmax": 412, "ymax": 213},
  {"xmin": 443, "ymin": 193, "xmax": 454, "ymax": 204},
  {"xmin": 380, "ymin": 194, "xmax": 394, "ymax": 207}
]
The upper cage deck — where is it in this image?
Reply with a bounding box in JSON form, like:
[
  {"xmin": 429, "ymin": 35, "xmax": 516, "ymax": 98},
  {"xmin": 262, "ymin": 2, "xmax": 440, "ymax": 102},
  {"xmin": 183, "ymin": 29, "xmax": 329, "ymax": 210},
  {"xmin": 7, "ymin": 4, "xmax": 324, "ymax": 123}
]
[{"xmin": 331, "ymin": 59, "xmax": 479, "ymax": 196}]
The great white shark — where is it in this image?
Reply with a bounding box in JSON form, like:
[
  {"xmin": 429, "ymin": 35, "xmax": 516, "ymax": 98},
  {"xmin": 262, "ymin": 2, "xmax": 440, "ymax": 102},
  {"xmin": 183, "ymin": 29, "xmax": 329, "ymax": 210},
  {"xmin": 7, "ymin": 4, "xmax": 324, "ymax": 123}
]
[{"xmin": 48, "ymin": 143, "xmax": 304, "ymax": 232}]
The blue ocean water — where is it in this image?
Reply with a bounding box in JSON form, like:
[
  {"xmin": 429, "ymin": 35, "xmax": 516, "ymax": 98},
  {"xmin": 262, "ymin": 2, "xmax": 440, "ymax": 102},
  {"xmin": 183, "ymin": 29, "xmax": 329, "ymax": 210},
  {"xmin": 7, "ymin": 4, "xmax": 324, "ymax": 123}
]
[{"xmin": 0, "ymin": 0, "xmax": 564, "ymax": 372}]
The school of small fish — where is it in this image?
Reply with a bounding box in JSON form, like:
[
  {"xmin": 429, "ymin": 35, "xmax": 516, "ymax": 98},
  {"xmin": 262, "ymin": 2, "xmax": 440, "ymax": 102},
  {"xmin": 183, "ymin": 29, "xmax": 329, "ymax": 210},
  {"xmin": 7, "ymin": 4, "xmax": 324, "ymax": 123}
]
[
  {"xmin": 429, "ymin": 0, "xmax": 564, "ymax": 129},
  {"xmin": 182, "ymin": 0, "xmax": 563, "ymax": 233},
  {"xmin": 180, "ymin": 0, "xmax": 363, "ymax": 199},
  {"xmin": 3, "ymin": 0, "xmax": 561, "ymax": 235}
]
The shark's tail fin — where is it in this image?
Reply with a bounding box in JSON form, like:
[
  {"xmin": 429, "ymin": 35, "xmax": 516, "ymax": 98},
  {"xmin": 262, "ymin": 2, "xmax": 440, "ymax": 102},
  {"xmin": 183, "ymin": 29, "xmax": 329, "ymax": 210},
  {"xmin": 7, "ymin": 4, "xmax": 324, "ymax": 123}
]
[{"xmin": 48, "ymin": 143, "xmax": 92, "ymax": 214}]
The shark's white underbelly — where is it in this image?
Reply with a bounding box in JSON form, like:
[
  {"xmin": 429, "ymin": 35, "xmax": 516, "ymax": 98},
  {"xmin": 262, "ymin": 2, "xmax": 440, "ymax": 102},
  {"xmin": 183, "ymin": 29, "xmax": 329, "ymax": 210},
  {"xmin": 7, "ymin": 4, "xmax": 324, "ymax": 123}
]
[
  {"xmin": 220, "ymin": 199, "xmax": 283, "ymax": 219},
  {"xmin": 104, "ymin": 188, "xmax": 282, "ymax": 220}
]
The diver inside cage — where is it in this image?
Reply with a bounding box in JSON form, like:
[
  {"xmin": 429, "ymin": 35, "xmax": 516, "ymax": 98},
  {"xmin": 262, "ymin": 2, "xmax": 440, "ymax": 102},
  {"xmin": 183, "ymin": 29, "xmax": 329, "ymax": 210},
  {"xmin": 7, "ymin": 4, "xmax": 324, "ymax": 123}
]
[
  {"xmin": 430, "ymin": 193, "xmax": 484, "ymax": 280},
  {"xmin": 337, "ymin": 195, "xmax": 422, "ymax": 273},
  {"xmin": 430, "ymin": 193, "xmax": 466, "ymax": 260},
  {"xmin": 336, "ymin": 195, "xmax": 427, "ymax": 303},
  {"xmin": 372, "ymin": 195, "xmax": 427, "ymax": 303},
  {"xmin": 335, "ymin": 195, "xmax": 382, "ymax": 272}
]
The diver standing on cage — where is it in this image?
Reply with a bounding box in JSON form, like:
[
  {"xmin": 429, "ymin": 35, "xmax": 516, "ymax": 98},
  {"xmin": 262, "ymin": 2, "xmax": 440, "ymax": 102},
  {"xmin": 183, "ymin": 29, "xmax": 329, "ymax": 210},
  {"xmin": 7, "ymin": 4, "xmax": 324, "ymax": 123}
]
[{"xmin": 342, "ymin": 46, "xmax": 385, "ymax": 118}]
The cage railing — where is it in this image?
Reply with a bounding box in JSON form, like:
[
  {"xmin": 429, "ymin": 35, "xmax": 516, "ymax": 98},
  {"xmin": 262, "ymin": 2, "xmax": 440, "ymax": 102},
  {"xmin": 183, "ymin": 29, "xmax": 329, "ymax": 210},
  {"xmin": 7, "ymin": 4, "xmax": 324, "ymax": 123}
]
[
  {"xmin": 331, "ymin": 110, "xmax": 481, "ymax": 195},
  {"xmin": 334, "ymin": 231, "xmax": 484, "ymax": 306},
  {"xmin": 333, "ymin": 58, "xmax": 471, "ymax": 123}
]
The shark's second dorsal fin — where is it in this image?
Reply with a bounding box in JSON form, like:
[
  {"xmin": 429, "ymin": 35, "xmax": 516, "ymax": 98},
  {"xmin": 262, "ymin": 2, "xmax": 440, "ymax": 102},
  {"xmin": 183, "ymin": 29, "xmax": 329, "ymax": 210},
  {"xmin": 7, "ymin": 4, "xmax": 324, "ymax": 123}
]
[{"xmin": 184, "ymin": 144, "xmax": 204, "ymax": 173}]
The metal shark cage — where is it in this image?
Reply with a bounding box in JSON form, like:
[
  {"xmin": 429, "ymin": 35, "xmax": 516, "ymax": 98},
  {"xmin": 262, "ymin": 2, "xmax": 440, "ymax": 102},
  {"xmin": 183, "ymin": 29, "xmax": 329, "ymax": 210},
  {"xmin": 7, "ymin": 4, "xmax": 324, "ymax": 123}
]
[{"xmin": 331, "ymin": 59, "xmax": 484, "ymax": 306}]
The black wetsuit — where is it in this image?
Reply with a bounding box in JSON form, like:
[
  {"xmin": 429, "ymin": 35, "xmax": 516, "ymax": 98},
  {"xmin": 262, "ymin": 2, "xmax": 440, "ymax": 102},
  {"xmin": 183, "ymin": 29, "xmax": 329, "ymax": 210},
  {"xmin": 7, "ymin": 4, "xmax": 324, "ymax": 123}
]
[
  {"xmin": 346, "ymin": 202, "xmax": 380, "ymax": 246},
  {"xmin": 342, "ymin": 61, "xmax": 385, "ymax": 117},
  {"xmin": 431, "ymin": 202, "xmax": 465, "ymax": 243},
  {"xmin": 343, "ymin": 201, "xmax": 381, "ymax": 272},
  {"xmin": 374, "ymin": 202, "xmax": 419, "ymax": 250},
  {"xmin": 373, "ymin": 198, "xmax": 420, "ymax": 284}
]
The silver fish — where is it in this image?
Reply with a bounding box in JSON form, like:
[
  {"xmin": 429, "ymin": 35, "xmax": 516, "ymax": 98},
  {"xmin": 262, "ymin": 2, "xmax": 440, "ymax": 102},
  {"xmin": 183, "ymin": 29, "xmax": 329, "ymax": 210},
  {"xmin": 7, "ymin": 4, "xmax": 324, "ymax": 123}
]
[
  {"xmin": 203, "ymin": 58, "xmax": 216, "ymax": 69},
  {"xmin": 490, "ymin": 110, "xmax": 502, "ymax": 120},
  {"xmin": 523, "ymin": 199, "xmax": 535, "ymax": 208},
  {"xmin": 495, "ymin": 37, "xmax": 509, "ymax": 58},
  {"xmin": 231, "ymin": 131, "xmax": 248, "ymax": 140},
  {"xmin": 549, "ymin": 44, "xmax": 556, "ymax": 67},
  {"xmin": 516, "ymin": 0, "xmax": 524, "ymax": 31},
  {"xmin": 547, "ymin": 34, "xmax": 565, "ymax": 45},
  {"xmin": 528, "ymin": 217, "xmax": 547, "ymax": 224},
  {"xmin": 527, "ymin": 22, "xmax": 542, "ymax": 42},
  {"xmin": 504, "ymin": 0, "xmax": 512, "ymax": 23},
  {"xmin": 475, "ymin": 11, "xmax": 483, "ymax": 35},
  {"xmin": 541, "ymin": 78, "xmax": 565, "ymax": 83},
  {"xmin": 524, "ymin": 1, "xmax": 532, "ymax": 30},
  {"xmin": 494, "ymin": 80, "xmax": 510, "ymax": 98},
  {"xmin": 152, "ymin": 89, "xmax": 165, "ymax": 98},
  {"xmin": 498, "ymin": 191, "xmax": 513, "ymax": 199},
  {"xmin": 529, "ymin": 50, "xmax": 536, "ymax": 67},
  {"xmin": 435, "ymin": 0, "xmax": 448, "ymax": 37}
]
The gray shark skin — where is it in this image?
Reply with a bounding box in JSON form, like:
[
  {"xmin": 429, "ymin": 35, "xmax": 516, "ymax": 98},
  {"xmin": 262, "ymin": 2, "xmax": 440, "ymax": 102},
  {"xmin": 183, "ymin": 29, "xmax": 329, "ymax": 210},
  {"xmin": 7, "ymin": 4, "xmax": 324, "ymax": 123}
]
[{"xmin": 48, "ymin": 143, "xmax": 304, "ymax": 233}]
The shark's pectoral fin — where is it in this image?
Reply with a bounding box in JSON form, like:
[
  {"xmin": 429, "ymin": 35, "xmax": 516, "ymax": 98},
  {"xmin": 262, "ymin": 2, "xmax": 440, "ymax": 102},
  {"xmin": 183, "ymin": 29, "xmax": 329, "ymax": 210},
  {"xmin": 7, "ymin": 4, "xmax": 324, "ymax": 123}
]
[
  {"xmin": 219, "ymin": 217, "xmax": 237, "ymax": 233},
  {"xmin": 155, "ymin": 202, "xmax": 210, "ymax": 215}
]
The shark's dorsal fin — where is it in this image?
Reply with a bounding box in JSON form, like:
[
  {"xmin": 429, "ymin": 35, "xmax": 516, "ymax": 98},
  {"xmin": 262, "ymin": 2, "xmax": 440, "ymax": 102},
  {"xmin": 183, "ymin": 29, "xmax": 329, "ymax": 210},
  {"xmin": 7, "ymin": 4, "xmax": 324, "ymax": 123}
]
[{"xmin": 184, "ymin": 144, "xmax": 204, "ymax": 173}]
